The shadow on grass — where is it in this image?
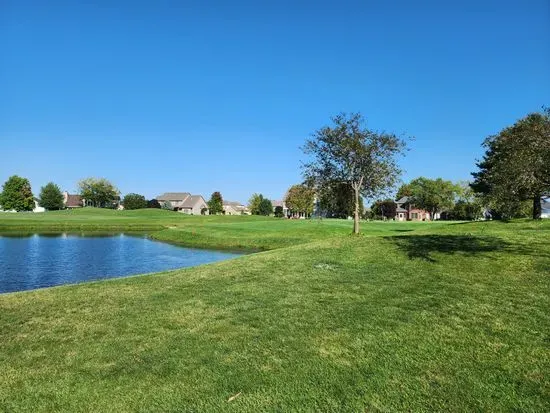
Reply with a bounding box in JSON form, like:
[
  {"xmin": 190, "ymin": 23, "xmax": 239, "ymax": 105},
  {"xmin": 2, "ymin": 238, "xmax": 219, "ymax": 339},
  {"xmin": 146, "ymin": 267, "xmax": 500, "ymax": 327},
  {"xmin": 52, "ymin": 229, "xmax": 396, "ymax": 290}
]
[{"xmin": 388, "ymin": 234, "xmax": 534, "ymax": 263}]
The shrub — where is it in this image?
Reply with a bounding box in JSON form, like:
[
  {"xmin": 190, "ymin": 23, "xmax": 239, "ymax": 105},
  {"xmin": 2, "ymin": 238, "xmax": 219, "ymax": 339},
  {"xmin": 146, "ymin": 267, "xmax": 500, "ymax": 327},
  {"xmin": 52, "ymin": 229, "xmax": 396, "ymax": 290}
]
[
  {"xmin": 274, "ymin": 205, "xmax": 284, "ymax": 218},
  {"xmin": 122, "ymin": 193, "xmax": 147, "ymax": 210}
]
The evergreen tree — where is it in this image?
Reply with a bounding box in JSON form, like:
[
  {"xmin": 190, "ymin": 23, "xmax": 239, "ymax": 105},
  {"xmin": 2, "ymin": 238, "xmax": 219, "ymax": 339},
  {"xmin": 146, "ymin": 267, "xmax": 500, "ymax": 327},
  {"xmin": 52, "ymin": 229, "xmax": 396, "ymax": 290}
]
[{"xmin": 38, "ymin": 182, "xmax": 64, "ymax": 210}]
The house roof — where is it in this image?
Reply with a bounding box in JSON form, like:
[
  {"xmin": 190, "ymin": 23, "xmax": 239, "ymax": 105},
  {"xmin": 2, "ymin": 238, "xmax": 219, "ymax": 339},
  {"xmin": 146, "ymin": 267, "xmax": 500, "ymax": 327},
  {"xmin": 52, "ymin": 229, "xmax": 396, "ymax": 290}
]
[
  {"xmin": 156, "ymin": 192, "xmax": 191, "ymax": 201},
  {"xmin": 396, "ymin": 207, "xmax": 408, "ymax": 213},
  {"xmin": 272, "ymin": 200, "xmax": 285, "ymax": 207},
  {"xmin": 223, "ymin": 201, "xmax": 244, "ymax": 207},
  {"xmin": 180, "ymin": 195, "xmax": 205, "ymax": 208},
  {"xmin": 65, "ymin": 194, "xmax": 82, "ymax": 207},
  {"xmin": 396, "ymin": 196, "xmax": 410, "ymax": 204}
]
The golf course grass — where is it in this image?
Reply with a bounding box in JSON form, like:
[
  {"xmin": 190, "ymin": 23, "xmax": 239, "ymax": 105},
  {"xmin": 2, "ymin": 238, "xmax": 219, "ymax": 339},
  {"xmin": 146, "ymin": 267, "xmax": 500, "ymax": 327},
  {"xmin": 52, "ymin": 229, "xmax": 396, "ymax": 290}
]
[{"xmin": 1, "ymin": 209, "xmax": 549, "ymax": 411}]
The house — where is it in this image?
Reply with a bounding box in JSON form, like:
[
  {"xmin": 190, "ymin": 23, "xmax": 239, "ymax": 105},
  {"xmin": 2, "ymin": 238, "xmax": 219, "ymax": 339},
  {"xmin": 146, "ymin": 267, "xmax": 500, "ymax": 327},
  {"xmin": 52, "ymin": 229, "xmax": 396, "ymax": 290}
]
[
  {"xmin": 156, "ymin": 192, "xmax": 208, "ymax": 215},
  {"xmin": 394, "ymin": 196, "xmax": 431, "ymax": 221},
  {"xmin": 63, "ymin": 192, "xmax": 84, "ymax": 208},
  {"xmin": 272, "ymin": 200, "xmax": 292, "ymax": 217},
  {"xmin": 223, "ymin": 201, "xmax": 250, "ymax": 215}
]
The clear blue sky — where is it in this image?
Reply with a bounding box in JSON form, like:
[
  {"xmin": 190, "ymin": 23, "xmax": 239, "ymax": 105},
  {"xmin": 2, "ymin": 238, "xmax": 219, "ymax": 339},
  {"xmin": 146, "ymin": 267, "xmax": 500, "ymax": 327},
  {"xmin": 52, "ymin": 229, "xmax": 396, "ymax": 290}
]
[{"xmin": 1, "ymin": 0, "xmax": 549, "ymax": 202}]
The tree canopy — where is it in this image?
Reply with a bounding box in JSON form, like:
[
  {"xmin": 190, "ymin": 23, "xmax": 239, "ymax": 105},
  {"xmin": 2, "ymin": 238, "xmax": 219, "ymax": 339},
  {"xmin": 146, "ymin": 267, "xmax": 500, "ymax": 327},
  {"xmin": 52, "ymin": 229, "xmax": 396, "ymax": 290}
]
[
  {"xmin": 78, "ymin": 178, "xmax": 120, "ymax": 208},
  {"xmin": 258, "ymin": 197, "xmax": 273, "ymax": 216},
  {"xmin": 371, "ymin": 199, "xmax": 397, "ymax": 219},
  {"xmin": 407, "ymin": 177, "xmax": 458, "ymax": 219},
  {"xmin": 302, "ymin": 112, "xmax": 407, "ymax": 233},
  {"xmin": 471, "ymin": 110, "xmax": 550, "ymax": 219},
  {"xmin": 207, "ymin": 192, "xmax": 224, "ymax": 215},
  {"xmin": 0, "ymin": 175, "xmax": 34, "ymax": 211},
  {"xmin": 317, "ymin": 182, "xmax": 363, "ymax": 219},
  {"xmin": 123, "ymin": 193, "xmax": 147, "ymax": 210},
  {"xmin": 38, "ymin": 182, "xmax": 64, "ymax": 210},
  {"xmin": 147, "ymin": 199, "xmax": 161, "ymax": 209},
  {"xmin": 248, "ymin": 193, "xmax": 263, "ymax": 215},
  {"xmin": 284, "ymin": 184, "xmax": 315, "ymax": 216}
]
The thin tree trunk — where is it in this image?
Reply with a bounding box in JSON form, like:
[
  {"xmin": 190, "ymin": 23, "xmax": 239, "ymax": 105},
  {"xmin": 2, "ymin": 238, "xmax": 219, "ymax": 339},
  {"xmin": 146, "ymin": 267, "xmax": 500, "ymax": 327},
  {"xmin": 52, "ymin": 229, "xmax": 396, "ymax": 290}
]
[
  {"xmin": 533, "ymin": 195, "xmax": 542, "ymax": 220},
  {"xmin": 353, "ymin": 185, "xmax": 360, "ymax": 234}
]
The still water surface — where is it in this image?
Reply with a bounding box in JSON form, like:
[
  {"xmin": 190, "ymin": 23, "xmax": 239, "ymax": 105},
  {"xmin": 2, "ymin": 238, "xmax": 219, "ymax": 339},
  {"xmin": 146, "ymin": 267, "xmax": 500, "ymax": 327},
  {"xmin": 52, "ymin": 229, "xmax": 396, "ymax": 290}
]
[{"xmin": 0, "ymin": 233, "xmax": 241, "ymax": 294}]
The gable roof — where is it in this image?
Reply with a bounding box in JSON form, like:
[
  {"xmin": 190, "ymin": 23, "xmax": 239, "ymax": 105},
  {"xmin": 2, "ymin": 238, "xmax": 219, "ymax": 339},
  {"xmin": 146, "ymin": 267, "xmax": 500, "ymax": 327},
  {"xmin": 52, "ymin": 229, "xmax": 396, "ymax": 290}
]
[
  {"xmin": 396, "ymin": 196, "xmax": 410, "ymax": 204},
  {"xmin": 65, "ymin": 194, "xmax": 82, "ymax": 207},
  {"xmin": 223, "ymin": 201, "xmax": 244, "ymax": 207},
  {"xmin": 156, "ymin": 192, "xmax": 191, "ymax": 201},
  {"xmin": 180, "ymin": 195, "xmax": 206, "ymax": 208}
]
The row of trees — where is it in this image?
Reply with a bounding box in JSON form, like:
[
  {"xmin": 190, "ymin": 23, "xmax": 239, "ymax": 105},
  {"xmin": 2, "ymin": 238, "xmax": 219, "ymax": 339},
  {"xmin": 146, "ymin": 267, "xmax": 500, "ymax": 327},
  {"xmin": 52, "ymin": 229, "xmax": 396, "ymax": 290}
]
[{"xmin": 248, "ymin": 193, "xmax": 273, "ymax": 216}]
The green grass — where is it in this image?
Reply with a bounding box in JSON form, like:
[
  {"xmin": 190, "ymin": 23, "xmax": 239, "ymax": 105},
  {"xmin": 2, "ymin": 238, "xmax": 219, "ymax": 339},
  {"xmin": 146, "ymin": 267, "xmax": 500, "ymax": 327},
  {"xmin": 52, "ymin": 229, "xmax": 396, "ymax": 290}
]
[{"xmin": 0, "ymin": 210, "xmax": 549, "ymax": 411}]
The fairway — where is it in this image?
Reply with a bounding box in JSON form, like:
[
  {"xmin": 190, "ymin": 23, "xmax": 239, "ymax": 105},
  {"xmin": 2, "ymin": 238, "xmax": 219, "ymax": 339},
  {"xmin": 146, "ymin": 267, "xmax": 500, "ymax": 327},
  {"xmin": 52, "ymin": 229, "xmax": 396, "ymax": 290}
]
[{"xmin": 0, "ymin": 210, "xmax": 549, "ymax": 411}]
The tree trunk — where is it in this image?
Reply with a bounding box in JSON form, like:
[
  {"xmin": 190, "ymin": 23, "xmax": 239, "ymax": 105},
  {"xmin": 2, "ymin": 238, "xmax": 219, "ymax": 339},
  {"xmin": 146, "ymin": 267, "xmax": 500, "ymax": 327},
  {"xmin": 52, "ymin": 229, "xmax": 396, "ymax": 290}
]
[
  {"xmin": 353, "ymin": 185, "xmax": 360, "ymax": 234},
  {"xmin": 533, "ymin": 195, "xmax": 542, "ymax": 220}
]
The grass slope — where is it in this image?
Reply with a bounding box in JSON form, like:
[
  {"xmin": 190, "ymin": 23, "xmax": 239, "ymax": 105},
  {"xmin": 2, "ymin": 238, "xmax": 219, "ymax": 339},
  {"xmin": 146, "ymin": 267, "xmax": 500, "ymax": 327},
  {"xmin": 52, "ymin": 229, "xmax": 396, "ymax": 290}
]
[{"xmin": 0, "ymin": 212, "xmax": 549, "ymax": 411}]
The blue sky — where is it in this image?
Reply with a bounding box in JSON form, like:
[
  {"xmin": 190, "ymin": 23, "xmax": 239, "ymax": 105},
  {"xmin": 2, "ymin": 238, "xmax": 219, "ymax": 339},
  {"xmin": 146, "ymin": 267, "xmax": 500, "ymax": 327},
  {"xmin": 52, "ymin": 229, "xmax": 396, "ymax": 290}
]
[{"xmin": 1, "ymin": 0, "xmax": 549, "ymax": 202}]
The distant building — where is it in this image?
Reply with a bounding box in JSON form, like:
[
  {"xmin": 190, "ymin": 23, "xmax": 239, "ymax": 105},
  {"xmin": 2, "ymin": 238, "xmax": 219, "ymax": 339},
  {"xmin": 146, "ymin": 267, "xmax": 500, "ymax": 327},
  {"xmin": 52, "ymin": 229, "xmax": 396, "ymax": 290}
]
[
  {"xmin": 223, "ymin": 201, "xmax": 250, "ymax": 215},
  {"xmin": 156, "ymin": 192, "xmax": 208, "ymax": 215},
  {"xmin": 63, "ymin": 192, "xmax": 84, "ymax": 208},
  {"xmin": 394, "ymin": 196, "xmax": 433, "ymax": 221}
]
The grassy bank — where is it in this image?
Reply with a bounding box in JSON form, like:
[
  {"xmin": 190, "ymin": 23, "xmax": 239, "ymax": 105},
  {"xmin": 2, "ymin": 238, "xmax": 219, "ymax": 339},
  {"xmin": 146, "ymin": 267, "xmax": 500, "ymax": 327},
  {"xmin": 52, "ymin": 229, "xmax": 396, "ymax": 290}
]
[{"xmin": 0, "ymin": 211, "xmax": 549, "ymax": 411}]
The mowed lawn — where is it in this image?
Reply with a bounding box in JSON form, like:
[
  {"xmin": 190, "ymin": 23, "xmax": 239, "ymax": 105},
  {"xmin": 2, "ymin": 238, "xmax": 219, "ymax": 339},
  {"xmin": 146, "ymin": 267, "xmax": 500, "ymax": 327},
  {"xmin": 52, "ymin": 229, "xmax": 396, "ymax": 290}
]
[{"xmin": 0, "ymin": 210, "xmax": 549, "ymax": 411}]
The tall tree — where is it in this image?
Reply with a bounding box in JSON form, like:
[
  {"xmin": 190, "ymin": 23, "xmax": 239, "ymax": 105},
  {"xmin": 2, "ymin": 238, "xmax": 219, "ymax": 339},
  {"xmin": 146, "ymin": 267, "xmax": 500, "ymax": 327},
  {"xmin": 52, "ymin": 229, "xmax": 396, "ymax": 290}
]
[
  {"xmin": 471, "ymin": 110, "xmax": 550, "ymax": 219},
  {"xmin": 122, "ymin": 193, "xmax": 147, "ymax": 210},
  {"xmin": 285, "ymin": 184, "xmax": 315, "ymax": 217},
  {"xmin": 408, "ymin": 177, "xmax": 458, "ymax": 219},
  {"xmin": 38, "ymin": 182, "xmax": 64, "ymax": 210},
  {"xmin": 302, "ymin": 113, "xmax": 407, "ymax": 233},
  {"xmin": 258, "ymin": 197, "xmax": 273, "ymax": 216},
  {"xmin": 0, "ymin": 175, "xmax": 34, "ymax": 211},
  {"xmin": 248, "ymin": 193, "xmax": 263, "ymax": 215},
  {"xmin": 207, "ymin": 191, "xmax": 224, "ymax": 215},
  {"xmin": 78, "ymin": 178, "xmax": 120, "ymax": 208}
]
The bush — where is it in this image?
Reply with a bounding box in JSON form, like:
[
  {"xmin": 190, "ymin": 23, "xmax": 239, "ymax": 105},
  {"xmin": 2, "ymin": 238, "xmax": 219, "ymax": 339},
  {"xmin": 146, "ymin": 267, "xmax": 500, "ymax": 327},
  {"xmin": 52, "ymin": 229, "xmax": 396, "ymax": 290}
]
[
  {"xmin": 274, "ymin": 205, "xmax": 284, "ymax": 217},
  {"xmin": 122, "ymin": 193, "xmax": 147, "ymax": 210},
  {"xmin": 162, "ymin": 201, "xmax": 173, "ymax": 211},
  {"xmin": 147, "ymin": 199, "xmax": 161, "ymax": 209}
]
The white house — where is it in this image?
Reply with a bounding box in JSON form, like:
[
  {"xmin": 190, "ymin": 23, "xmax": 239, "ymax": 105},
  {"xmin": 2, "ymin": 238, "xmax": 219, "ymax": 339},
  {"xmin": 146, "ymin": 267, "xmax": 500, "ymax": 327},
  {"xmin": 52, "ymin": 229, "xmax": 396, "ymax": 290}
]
[{"xmin": 156, "ymin": 192, "xmax": 208, "ymax": 215}]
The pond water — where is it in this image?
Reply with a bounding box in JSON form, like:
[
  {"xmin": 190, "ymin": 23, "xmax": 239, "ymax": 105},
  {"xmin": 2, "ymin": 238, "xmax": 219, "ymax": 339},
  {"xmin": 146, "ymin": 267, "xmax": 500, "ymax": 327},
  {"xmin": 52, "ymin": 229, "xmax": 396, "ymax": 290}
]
[{"xmin": 0, "ymin": 233, "xmax": 241, "ymax": 294}]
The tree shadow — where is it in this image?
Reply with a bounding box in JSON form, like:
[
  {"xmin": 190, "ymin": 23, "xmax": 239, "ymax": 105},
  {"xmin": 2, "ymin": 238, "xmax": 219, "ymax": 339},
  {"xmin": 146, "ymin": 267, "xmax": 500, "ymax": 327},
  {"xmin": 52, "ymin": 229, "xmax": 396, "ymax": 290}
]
[{"xmin": 388, "ymin": 234, "xmax": 534, "ymax": 263}]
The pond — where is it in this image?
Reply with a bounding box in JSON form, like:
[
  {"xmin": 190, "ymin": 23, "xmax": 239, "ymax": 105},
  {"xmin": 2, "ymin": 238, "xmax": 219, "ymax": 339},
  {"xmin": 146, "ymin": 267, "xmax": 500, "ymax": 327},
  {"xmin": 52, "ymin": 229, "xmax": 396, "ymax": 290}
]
[{"xmin": 0, "ymin": 233, "xmax": 242, "ymax": 294}]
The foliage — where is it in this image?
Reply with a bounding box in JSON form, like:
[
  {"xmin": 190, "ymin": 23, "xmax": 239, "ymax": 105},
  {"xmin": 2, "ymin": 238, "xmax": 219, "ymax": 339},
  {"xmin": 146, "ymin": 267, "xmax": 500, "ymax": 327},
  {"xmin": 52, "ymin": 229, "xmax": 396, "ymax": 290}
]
[
  {"xmin": 407, "ymin": 177, "xmax": 459, "ymax": 219},
  {"xmin": 0, "ymin": 175, "xmax": 34, "ymax": 211},
  {"xmin": 122, "ymin": 193, "xmax": 147, "ymax": 210},
  {"xmin": 274, "ymin": 205, "xmax": 284, "ymax": 218},
  {"xmin": 161, "ymin": 201, "xmax": 173, "ymax": 210},
  {"xmin": 302, "ymin": 112, "xmax": 407, "ymax": 233},
  {"xmin": 396, "ymin": 183, "xmax": 413, "ymax": 199},
  {"xmin": 201, "ymin": 207, "xmax": 208, "ymax": 215},
  {"xmin": 471, "ymin": 110, "xmax": 550, "ymax": 219},
  {"xmin": 248, "ymin": 193, "xmax": 264, "ymax": 215},
  {"xmin": 207, "ymin": 191, "xmax": 223, "ymax": 215},
  {"xmin": 258, "ymin": 197, "xmax": 273, "ymax": 216},
  {"xmin": 38, "ymin": 182, "xmax": 64, "ymax": 210},
  {"xmin": 371, "ymin": 199, "xmax": 397, "ymax": 219},
  {"xmin": 147, "ymin": 199, "xmax": 161, "ymax": 209},
  {"xmin": 284, "ymin": 184, "xmax": 315, "ymax": 216},
  {"xmin": 78, "ymin": 178, "xmax": 120, "ymax": 208},
  {"xmin": 317, "ymin": 181, "xmax": 363, "ymax": 218}
]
